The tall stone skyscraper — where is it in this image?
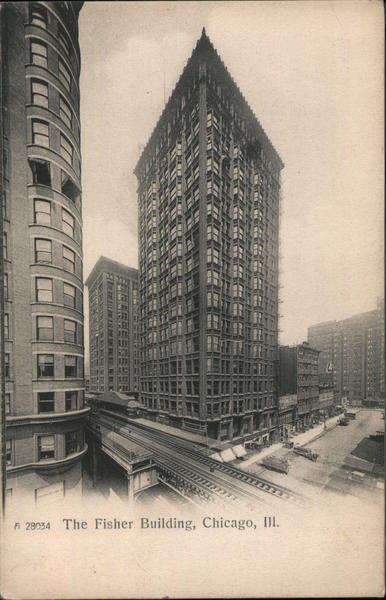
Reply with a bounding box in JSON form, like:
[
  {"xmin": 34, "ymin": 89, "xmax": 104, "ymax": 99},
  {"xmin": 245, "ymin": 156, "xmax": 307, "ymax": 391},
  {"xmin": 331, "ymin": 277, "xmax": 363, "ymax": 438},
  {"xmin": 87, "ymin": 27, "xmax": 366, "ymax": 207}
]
[
  {"xmin": 135, "ymin": 30, "xmax": 283, "ymax": 443},
  {"xmin": 86, "ymin": 256, "xmax": 139, "ymax": 394},
  {"xmin": 1, "ymin": 1, "xmax": 88, "ymax": 505}
]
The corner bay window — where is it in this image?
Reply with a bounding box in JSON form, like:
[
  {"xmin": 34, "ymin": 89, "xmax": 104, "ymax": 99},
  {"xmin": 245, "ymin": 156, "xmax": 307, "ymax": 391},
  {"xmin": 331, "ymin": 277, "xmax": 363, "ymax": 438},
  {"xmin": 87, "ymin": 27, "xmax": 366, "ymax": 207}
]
[
  {"xmin": 35, "ymin": 238, "xmax": 52, "ymax": 263},
  {"xmin": 65, "ymin": 431, "xmax": 79, "ymax": 456},
  {"xmin": 30, "ymin": 3, "xmax": 47, "ymax": 28},
  {"xmin": 34, "ymin": 199, "xmax": 51, "ymax": 224},
  {"xmin": 63, "ymin": 245, "xmax": 75, "ymax": 272},
  {"xmin": 31, "ymin": 40, "xmax": 47, "ymax": 68},
  {"xmin": 36, "ymin": 277, "xmax": 53, "ymax": 302},
  {"xmin": 64, "ymin": 319, "xmax": 76, "ymax": 343},
  {"xmin": 62, "ymin": 208, "xmax": 74, "ymax": 237},
  {"xmin": 37, "ymin": 316, "xmax": 53, "ymax": 340},
  {"xmin": 64, "ymin": 355, "xmax": 77, "ymax": 378},
  {"xmin": 59, "ymin": 93, "xmax": 72, "ymax": 129},
  {"xmin": 38, "ymin": 435, "xmax": 55, "ymax": 461},
  {"xmin": 60, "ymin": 134, "xmax": 73, "ymax": 165},
  {"xmin": 38, "ymin": 392, "xmax": 55, "ymax": 413},
  {"xmin": 37, "ymin": 354, "xmax": 54, "ymax": 378},
  {"xmin": 31, "ymin": 80, "xmax": 48, "ymax": 108},
  {"xmin": 63, "ymin": 282, "xmax": 76, "ymax": 308},
  {"xmin": 58, "ymin": 59, "xmax": 71, "ymax": 92},
  {"xmin": 32, "ymin": 120, "xmax": 49, "ymax": 148},
  {"xmin": 29, "ymin": 159, "xmax": 51, "ymax": 186},
  {"xmin": 65, "ymin": 391, "xmax": 77, "ymax": 411}
]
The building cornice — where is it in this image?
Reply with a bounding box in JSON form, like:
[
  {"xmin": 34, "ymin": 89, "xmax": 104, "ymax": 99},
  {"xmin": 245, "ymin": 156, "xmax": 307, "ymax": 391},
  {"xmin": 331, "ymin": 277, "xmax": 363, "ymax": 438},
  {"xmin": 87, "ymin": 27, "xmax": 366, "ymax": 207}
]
[{"xmin": 6, "ymin": 406, "xmax": 90, "ymax": 427}]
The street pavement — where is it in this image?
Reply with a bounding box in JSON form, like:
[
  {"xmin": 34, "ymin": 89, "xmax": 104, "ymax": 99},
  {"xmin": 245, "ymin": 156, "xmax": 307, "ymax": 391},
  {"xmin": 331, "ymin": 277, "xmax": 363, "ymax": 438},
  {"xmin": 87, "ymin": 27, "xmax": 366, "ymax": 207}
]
[
  {"xmin": 240, "ymin": 413, "xmax": 341, "ymax": 468},
  {"xmin": 239, "ymin": 409, "xmax": 384, "ymax": 500}
]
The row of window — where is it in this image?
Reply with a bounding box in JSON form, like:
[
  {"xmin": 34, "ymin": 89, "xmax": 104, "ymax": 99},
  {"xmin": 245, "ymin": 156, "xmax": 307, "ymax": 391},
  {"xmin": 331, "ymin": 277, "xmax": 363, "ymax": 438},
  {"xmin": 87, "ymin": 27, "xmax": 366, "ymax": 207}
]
[
  {"xmin": 4, "ymin": 353, "xmax": 82, "ymax": 381},
  {"xmin": 6, "ymin": 430, "xmax": 82, "ymax": 466},
  {"xmin": 31, "ymin": 79, "xmax": 74, "ymax": 132},
  {"xmin": 4, "ymin": 390, "xmax": 83, "ymax": 416},
  {"xmin": 3, "ymin": 314, "xmax": 80, "ymax": 343},
  {"xmin": 32, "ymin": 119, "xmax": 74, "ymax": 167},
  {"xmin": 34, "ymin": 198, "xmax": 75, "ymax": 235},
  {"xmin": 30, "ymin": 3, "xmax": 72, "ymax": 57},
  {"xmin": 35, "ymin": 277, "xmax": 77, "ymax": 305},
  {"xmin": 31, "ymin": 39, "xmax": 73, "ymax": 94}
]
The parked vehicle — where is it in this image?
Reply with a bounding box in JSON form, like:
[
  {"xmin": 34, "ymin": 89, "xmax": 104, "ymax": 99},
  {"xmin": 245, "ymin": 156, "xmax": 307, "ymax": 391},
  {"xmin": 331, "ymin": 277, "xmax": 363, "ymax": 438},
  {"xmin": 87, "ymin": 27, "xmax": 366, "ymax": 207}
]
[
  {"xmin": 293, "ymin": 446, "xmax": 319, "ymax": 461},
  {"xmin": 348, "ymin": 470, "xmax": 365, "ymax": 482},
  {"xmin": 262, "ymin": 456, "xmax": 289, "ymax": 474},
  {"xmin": 344, "ymin": 409, "xmax": 359, "ymax": 419},
  {"xmin": 338, "ymin": 417, "xmax": 350, "ymax": 426}
]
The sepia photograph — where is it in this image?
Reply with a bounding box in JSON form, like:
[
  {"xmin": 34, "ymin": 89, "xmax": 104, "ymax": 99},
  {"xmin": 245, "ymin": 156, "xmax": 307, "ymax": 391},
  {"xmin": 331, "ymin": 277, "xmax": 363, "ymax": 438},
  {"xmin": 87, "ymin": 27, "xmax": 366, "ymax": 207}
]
[{"xmin": 0, "ymin": 0, "xmax": 384, "ymax": 598}]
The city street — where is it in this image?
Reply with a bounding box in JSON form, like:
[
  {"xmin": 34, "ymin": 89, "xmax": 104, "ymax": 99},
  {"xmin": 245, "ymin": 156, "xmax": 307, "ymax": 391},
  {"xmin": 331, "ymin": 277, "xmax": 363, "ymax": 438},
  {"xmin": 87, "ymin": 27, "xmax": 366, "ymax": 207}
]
[{"xmin": 242, "ymin": 410, "xmax": 384, "ymax": 500}]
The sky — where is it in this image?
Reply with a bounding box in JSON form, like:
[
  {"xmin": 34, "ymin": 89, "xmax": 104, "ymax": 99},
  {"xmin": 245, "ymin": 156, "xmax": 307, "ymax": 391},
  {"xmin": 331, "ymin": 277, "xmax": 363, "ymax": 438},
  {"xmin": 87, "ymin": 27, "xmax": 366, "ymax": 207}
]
[{"xmin": 78, "ymin": 0, "xmax": 384, "ymax": 354}]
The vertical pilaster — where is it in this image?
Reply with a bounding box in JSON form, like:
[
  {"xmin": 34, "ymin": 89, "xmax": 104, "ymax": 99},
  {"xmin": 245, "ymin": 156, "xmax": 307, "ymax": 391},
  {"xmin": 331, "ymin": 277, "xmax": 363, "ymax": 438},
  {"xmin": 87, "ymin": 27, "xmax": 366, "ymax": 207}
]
[{"xmin": 198, "ymin": 61, "xmax": 207, "ymax": 424}]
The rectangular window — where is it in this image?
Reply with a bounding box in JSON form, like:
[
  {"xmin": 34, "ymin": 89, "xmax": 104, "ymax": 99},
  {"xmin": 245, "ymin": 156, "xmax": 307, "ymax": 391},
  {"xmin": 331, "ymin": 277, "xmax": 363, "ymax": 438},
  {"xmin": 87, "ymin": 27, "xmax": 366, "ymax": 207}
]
[
  {"xmin": 35, "ymin": 238, "xmax": 52, "ymax": 263},
  {"xmin": 4, "ymin": 273, "xmax": 8, "ymax": 300},
  {"xmin": 29, "ymin": 159, "xmax": 51, "ymax": 186},
  {"xmin": 61, "ymin": 171, "xmax": 79, "ymax": 203},
  {"xmin": 30, "ymin": 3, "xmax": 47, "ymax": 28},
  {"xmin": 5, "ymin": 393, "xmax": 11, "ymax": 415},
  {"xmin": 3, "ymin": 232, "xmax": 7, "ymax": 260},
  {"xmin": 32, "ymin": 120, "xmax": 49, "ymax": 148},
  {"xmin": 37, "ymin": 316, "xmax": 53, "ymax": 340},
  {"xmin": 63, "ymin": 283, "xmax": 76, "ymax": 308},
  {"xmin": 37, "ymin": 354, "xmax": 54, "ymax": 378},
  {"xmin": 58, "ymin": 59, "xmax": 71, "ymax": 92},
  {"xmin": 38, "ymin": 392, "xmax": 55, "ymax": 413},
  {"xmin": 38, "ymin": 435, "xmax": 55, "ymax": 460},
  {"xmin": 36, "ymin": 277, "xmax": 53, "ymax": 302},
  {"xmin": 5, "ymin": 353, "xmax": 10, "ymax": 379},
  {"xmin": 62, "ymin": 245, "xmax": 75, "ymax": 272},
  {"xmin": 31, "ymin": 41, "xmax": 47, "ymax": 68},
  {"xmin": 65, "ymin": 431, "xmax": 79, "ymax": 456},
  {"xmin": 64, "ymin": 319, "xmax": 76, "ymax": 343},
  {"xmin": 65, "ymin": 356, "xmax": 77, "ymax": 378},
  {"xmin": 60, "ymin": 134, "xmax": 73, "ymax": 165},
  {"xmin": 4, "ymin": 313, "xmax": 9, "ymax": 339},
  {"xmin": 34, "ymin": 199, "xmax": 51, "ymax": 225},
  {"xmin": 31, "ymin": 80, "xmax": 48, "ymax": 108},
  {"xmin": 65, "ymin": 391, "xmax": 77, "ymax": 411},
  {"xmin": 59, "ymin": 96, "xmax": 72, "ymax": 129},
  {"xmin": 62, "ymin": 208, "xmax": 74, "ymax": 237},
  {"xmin": 6, "ymin": 441, "xmax": 12, "ymax": 465}
]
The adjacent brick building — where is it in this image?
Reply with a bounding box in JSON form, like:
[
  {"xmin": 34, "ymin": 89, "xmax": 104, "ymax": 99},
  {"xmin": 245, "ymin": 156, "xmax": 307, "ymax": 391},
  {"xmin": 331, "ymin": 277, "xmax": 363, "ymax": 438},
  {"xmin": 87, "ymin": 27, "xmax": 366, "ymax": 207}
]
[
  {"xmin": 86, "ymin": 256, "xmax": 139, "ymax": 394},
  {"xmin": 135, "ymin": 29, "xmax": 283, "ymax": 443},
  {"xmin": 279, "ymin": 342, "xmax": 320, "ymax": 433},
  {"xmin": 1, "ymin": 1, "xmax": 88, "ymax": 505}
]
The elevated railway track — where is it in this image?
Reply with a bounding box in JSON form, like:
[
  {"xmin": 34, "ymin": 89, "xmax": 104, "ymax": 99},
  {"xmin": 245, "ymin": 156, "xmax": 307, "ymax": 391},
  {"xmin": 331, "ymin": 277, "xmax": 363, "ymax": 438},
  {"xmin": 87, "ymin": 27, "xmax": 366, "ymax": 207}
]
[{"xmin": 88, "ymin": 409, "xmax": 308, "ymax": 509}]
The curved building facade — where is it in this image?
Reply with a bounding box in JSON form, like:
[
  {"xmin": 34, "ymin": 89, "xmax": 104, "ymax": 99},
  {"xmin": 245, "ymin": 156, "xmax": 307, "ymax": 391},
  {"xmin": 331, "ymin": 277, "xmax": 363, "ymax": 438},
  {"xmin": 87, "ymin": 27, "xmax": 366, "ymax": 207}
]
[{"xmin": 1, "ymin": 1, "xmax": 88, "ymax": 505}]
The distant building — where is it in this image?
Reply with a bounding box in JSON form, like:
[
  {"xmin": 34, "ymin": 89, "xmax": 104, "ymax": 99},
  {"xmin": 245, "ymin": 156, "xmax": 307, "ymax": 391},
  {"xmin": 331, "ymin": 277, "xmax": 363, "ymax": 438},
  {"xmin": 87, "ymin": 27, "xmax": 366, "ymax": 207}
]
[
  {"xmin": 279, "ymin": 342, "xmax": 320, "ymax": 432},
  {"xmin": 308, "ymin": 299, "xmax": 385, "ymax": 404},
  {"xmin": 1, "ymin": 1, "xmax": 87, "ymax": 506},
  {"xmin": 86, "ymin": 257, "xmax": 139, "ymax": 394},
  {"xmin": 135, "ymin": 29, "xmax": 283, "ymax": 443},
  {"xmin": 318, "ymin": 370, "xmax": 336, "ymax": 417}
]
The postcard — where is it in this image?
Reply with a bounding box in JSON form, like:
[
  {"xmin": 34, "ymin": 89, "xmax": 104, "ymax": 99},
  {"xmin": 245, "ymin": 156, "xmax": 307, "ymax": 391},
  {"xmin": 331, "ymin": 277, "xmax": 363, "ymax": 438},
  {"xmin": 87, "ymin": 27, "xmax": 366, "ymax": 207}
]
[{"xmin": 0, "ymin": 1, "xmax": 384, "ymax": 598}]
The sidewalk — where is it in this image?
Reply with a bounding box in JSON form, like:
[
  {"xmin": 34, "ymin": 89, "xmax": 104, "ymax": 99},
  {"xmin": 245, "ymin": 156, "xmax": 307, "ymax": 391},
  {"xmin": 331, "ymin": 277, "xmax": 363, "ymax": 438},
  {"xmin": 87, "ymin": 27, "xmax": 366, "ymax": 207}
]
[{"xmin": 239, "ymin": 414, "xmax": 341, "ymax": 469}]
